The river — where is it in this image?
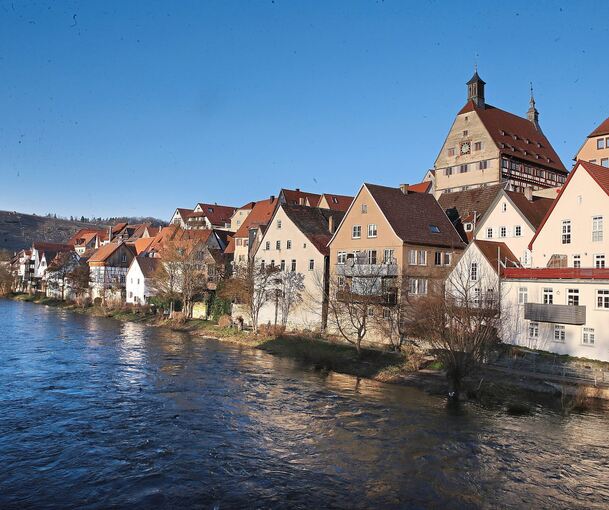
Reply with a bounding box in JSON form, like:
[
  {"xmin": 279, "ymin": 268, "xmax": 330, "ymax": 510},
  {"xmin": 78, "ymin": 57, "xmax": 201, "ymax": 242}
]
[{"xmin": 1, "ymin": 300, "xmax": 608, "ymax": 509}]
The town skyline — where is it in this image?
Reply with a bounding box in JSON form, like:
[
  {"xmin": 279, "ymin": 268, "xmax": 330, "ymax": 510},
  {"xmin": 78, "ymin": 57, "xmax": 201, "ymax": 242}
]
[{"xmin": 1, "ymin": 1, "xmax": 608, "ymax": 219}]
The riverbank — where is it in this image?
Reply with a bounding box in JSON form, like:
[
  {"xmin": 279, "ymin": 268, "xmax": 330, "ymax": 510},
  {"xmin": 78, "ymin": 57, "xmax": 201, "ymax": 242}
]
[{"xmin": 8, "ymin": 293, "xmax": 608, "ymax": 413}]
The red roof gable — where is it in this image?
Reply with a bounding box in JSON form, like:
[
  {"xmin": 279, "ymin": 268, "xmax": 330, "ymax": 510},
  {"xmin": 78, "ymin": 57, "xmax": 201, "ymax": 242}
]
[
  {"xmin": 406, "ymin": 181, "xmax": 432, "ymax": 194},
  {"xmin": 588, "ymin": 117, "xmax": 609, "ymax": 138},
  {"xmin": 318, "ymin": 193, "xmax": 354, "ymax": 211},
  {"xmin": 280, "ymin": 188, "xmax": 321, "ymax": 206},
  {"xmin": 234, "ymin": 197, "xmax": 279, "ymax": 239},
  {"xmin": 195, "ymin": 203, "xmax": 236, "ymax": 226},
  {"xmin": 458, "ymin": 101, "xmax": 566, "ymax": 173}
]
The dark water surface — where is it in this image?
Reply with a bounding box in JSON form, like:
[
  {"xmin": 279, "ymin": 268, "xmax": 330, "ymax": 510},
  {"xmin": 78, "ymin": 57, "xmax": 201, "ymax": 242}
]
[{"xmin": 1, "ymin": 300, "xmax": 608, "ymax": 509}]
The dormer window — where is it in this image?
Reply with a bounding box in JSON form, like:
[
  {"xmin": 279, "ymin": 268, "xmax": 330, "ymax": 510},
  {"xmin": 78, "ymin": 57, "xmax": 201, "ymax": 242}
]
[
  {"xmin": 208, "ymin": 207, "xmax": 214, "ymax": 213},
  {"xmin": 429, "ymin": 225, "xmax": 440, "ymax": 234},
  {"xmin": 332, "ymin": 197, "xmax": 338, "ymax": 204},
  {"xmin": 525, "ymin": 138, "xmax": 530, "ymax": 144},
  {"xmin": 500, "ymin": 130, "xmax": 506, "ymax": 136}
]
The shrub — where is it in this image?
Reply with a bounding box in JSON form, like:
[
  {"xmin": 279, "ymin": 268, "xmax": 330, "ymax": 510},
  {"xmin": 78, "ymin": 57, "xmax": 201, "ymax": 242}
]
[
  {"xmin": 218, "ymin": 314, "xmax": 232, "ymax": 328},
  {"xmin": 93, "ymin": 297, "xmax": 102, "ymax": 307},
  {"xmin": 258, "ymin": 324, "xmax": 286, "ymax": 337}
]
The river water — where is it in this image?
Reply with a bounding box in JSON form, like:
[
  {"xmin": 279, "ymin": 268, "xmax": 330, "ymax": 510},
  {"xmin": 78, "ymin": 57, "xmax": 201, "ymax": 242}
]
[{"xmin": 1, "ymin": 300, "xmax": 608, "ymax": 509}]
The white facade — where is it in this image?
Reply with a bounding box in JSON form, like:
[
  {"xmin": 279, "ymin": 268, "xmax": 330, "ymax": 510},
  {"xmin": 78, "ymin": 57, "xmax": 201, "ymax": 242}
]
[
  {"xmin": 126, "ymin": 259, "xmax": 155, "ymax": 305},
  {"xmin": 90, "ymin": 266, "xmax": 128, "ymax": 302}
]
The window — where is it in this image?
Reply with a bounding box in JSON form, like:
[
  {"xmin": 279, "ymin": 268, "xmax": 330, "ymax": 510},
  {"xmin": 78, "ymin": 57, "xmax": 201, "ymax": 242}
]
[
  {"xmin": 408, "ymin": 278, "xmax": 428, "ymax": 295},
  {"xmin": 554, "ymin": 325, "xmax": 566, "ymax": 343},
  {"xmin": 514, "ymin": 225, "xmax": 522, "ymax": 237},
  {"xmin": 567, "ymin": 288, "xmax": 579, "ymax": 306},
  {"xmin": 352, "ymin": 225, "xmax": 361, "ymax": 239},
  {"xmin": 445, "ymin": 167, "xmax": 453, "ymax": 176},
  {"xmin": 479, "ymin": 160, "xmax": 488, "ymax": 170},
  {"xmin": 260, "ymin": 260, "xmax": 265, "ymax": 269},
  {"xmin": 464, "ymin": 223, "xmax": 473, "ymax": 232},
  {"xmin": 470, "ymin": 262, "xmax": 478, "ymax": 281},
  {"xmin": 500, "ymin": 226, "xmax": 507, "ymax": 238},
  {"xmin": 383, "ymin": 308, "xmax": 391, "ymax": 319},
  {"xmin": 429, "ymin": 225, "xmax": 440, "ymax": 234},
  {"xmin": 367, "ymin": 224, "xmax": 377, "ymax": 238},
  {"xmin": 582, "ymin": 328, "xmax": 595, "ymax": 345},
  {"xmin": 280, "ymin": 260, "xmax": 285, "ymax": 271},
  {"xmin": 597, "ymin": 138, "xmax": 605, "ymax": 150},
  {"xmin": 562, "ymin": 220, "xmax": 571, "ymax": 244},
  {"xmin": 543, "ymin": 288, "xmax": 554, "ymax": 304},
  {"xmin": 409, "ymin": 250, "xmax": 417, "ymax": 265},
  {"xmin": 308, "ymin": 259, "xmax": 315, "ymax": 271},
  {"xmin": 367, "ymin": 250, "xmax": 377, "ymax": 265},
  {"xmin": 434, "ymin": 252, "xmax": 443, "ymax": 266},
  {"xmin": 486, "ymin": 227, "xmax": 493, "ymax": 239},
  {"xmin": 518, "ymin": 287, "xmax": 528, "ymax": 304},
  {"xmin": 277, "ymin": 220, "xmax": 282, "ymax": 229},
  {"xmin": 265, "ymin": 241, "xmax": 270, "ymax": 250},
  {"xmin": 573, "ymin": 255, "xmax": 581, "ymax": 268},
  {"xmin": 602, "ymin": 158, "xmax": 609, "ymax": 168},
  {"xmin": 463, "ymin": 130, "xmax": 469, "ymax": 136},
  {"xmin": 361, "ymin": 204, "xmax": 368, "ymax": 214},
  {"xmin": 593, "ymin": 216, "xmax": 603, "ymax": 242},
  {"xmin": 121, "ymin": 254, "xmax": 127, "ymax": 263},
  {"xmin": 447, "ymin": 147, "xmax": 455, "ymax": 157},
  {"xmin": 337, "ymin": 251, "xmax": 347, "ymax": 264},
  {"xmin": 337, "ymin": 275, "xmax": 345, "ymax": 287},
  {"xmin": 417, "ymin": 250, "xmax": 427, "ymax": 265},
  {"xmin": 285, "ymin": 240, "xmax": 291, "ymax": 250},
  {"xmin": 120, "ymin": 275, "xmax": 126, "ymax": 284},
  {"xmin": 597, "ymin": 289, "xmax": 609, "ymax": 309},
  {"xmin": 332, "ymin": 196, "xmax": 338, "ymax": 204},
  {"xmin": 383, "ymin": 249, "xmax": 394, "ymax": 263},
  {"xmin": 460, "ymin": 164, "xmax": 468, "ymax": 173},
  {"xmin": 269, "ymin": 259, "xmax": 274, "ymax": 267},
  {"xmin": 474, "ymin": 141, "xmax": 482, "ymax": 151},
  {"xmin": 291, "ymin": 259, "xmax": 296, "ymax": 272},
  {"xmin": 528, "ymin": 322, "xmax": 539, "ymax": 339},
  {"xmin": 444, "ymin": 253, "xmax": 451, "ymax": 265},
  {"xmin": 276, "ymin": 240, "xmax": 281, "ymax": 250},
  {"xmin": 595, "ymin": 254, "xmax": 606, "ymax": 268},
  {"xmin": 501, "ymin": 203, "xmax": 507, "ymax": 213}
]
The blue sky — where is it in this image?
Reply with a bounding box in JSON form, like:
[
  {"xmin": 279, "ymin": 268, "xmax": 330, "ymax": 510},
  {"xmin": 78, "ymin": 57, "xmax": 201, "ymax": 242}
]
[{"xmin": 1, "ymin": 0, "xmax": 608, "ymax": 220}]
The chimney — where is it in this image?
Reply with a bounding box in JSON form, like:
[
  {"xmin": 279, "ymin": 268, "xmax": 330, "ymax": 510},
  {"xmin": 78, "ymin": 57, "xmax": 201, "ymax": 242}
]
[
  {"xmin": 524, "ymin": 187, "xmax": 533, "ymax": 201},
  {"xmin": 295, "ymin": 188, "xmax": 300, "ymax": 192},
  {"xmin": 399, "ymin": 184, "xmax": 410, "ymax": 195},
  {"xmin": 328, "ymin": 215, "xmax": 335, "ymax": 234},
  {"xmin": 107, "ymin": 225, "xmax": 113, "ymax": 243},
  {"xmin": 270, "ymin": 195, "xmax": 275, "ymax": 202}
]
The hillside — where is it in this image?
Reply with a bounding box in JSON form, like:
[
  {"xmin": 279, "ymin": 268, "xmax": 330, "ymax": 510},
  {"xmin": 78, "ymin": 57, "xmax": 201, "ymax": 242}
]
[{"xmin": 0, "ymin": 211, "xmax": 106, "ymax": 252}]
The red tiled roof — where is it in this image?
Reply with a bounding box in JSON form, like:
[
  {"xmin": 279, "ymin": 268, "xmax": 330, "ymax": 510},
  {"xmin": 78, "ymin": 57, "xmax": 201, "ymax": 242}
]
[
  {"xmin": 504, "ymin": 267, "xmax": 609, "ymax": 280},
  {"xmin": 32, "ymin": 242, "xmax": 73, "ymax": 252},
  {"xmin": 234, "ymin": 197, "xmax": 279, "ymax": 239},
  {"xmin": 134, "ymin": 237, "xmax": 154, "ymax": 255},
  {"xmin": 406, "ymin": 181, "xmax": 432, "ymax": 194},
  {"xmin": 505, "ymin": 191, "xmax": 554, "ymax": 229},
  {"xmin": 238, "ymin": 201, "xmax": 256, "ymax": 210},
  {"xmin": 588, "ymin": 117, "xmax": 609, "ymax": 138},
  {"xmin": 529, "ymin": 160, "xmax": 609, "ymax": 250},
  {"xmin": 281, "ymin": 188, "xmax": 321, "ymax": 206},
  {"xmin": 88, "ymin": 243, "xmax": 122, "ymax": 263},
  {"xmin": 281, "ymin": 205, "xmax": 346, "ymax": 256},
  {"xmin": 195, "ymin": 203, "xmax": 236, "ymax": 226},
  {"xmin": 365, "ymin": 183, "xmax": 465, "ymax": 249},
  {"xmin": 458, "ymin": 100, "xmax": 567, "ymax": 173},
  {"xmin": 473, "ymin": 240, "xmax": 519, "ymax": 274},
  {"xmin": 224, "ymin": 235, "xmax": 235, "ymax": 254},
  {"xmin": 317, "ymin": 193, "xmax": 354, "ymax": 211}
]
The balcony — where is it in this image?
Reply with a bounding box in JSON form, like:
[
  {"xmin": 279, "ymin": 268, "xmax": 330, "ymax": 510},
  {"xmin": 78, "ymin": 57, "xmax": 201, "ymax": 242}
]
[
  {"xmin": 524, "ymin": 302, "xmax": 586, "ymax": 325},
  {"xmin": 336, "ymin": 287, "xmax": 398, "ymax": 306},
  {"xmin": 336, "ymin": 261, "xmax": 398, "ymax": 277}
]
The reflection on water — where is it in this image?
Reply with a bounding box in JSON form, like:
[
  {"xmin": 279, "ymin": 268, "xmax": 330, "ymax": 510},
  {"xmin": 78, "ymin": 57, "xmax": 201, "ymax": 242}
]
[{"xmin": 0, "ymin": 300, "xmax": 608, "ymax": 509}]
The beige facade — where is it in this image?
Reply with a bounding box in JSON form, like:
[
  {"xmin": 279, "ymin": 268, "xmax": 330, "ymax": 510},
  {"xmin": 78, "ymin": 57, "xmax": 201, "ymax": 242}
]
[
  {"xmin": 575, "ymin": 117, "xmax": 609, "ymax": 167},
  {"xmin": 230, "ymin": 206, "xmax": 253, "ymax": 232},
  {"xmin": 253, "ymin": 207, "xmax": 328, "ymax": 330},
  {"xmin": 530, "ymin": 165, "xmax": 607, "ymax": 269}
]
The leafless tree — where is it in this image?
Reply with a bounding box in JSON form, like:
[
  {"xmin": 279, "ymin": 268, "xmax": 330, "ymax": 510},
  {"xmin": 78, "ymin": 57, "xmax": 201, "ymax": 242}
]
[
  {"xmin": 0, "ymin": 264, "xmax": 12, "ymax": 296},
  {"xmin": 46, "ymin": 252, "xmax": 77, "ymax": 300},
  {"xmin": 66, "ymin": 263, "xmax": 91, "ymax": 303},
  {"xmin": 277, "ymin": 270, "xmax": 305, "ymax": 327},
  {"xmin": 219, "ymin": 261, "xmax": 280, "ymax": 333},
  {"xmin": 408, "ymin": 251, "xmax": 503, "ymax": 399}
]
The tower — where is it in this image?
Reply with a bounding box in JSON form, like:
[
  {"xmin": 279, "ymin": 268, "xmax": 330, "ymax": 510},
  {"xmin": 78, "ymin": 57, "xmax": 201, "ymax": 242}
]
[
  {"xmin": 467, "ymin": 70, "xmax": 486, "ymax": 108},
  {"xmin": 527, "ymin": 82, "xmax": 541, "ymax": 131}
]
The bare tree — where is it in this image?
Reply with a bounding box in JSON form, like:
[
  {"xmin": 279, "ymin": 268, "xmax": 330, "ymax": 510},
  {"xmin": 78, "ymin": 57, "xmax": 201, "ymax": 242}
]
[
  {"xmin": 408, "ymin": 251, "xmax": 503, "ymax": 400},
  {"xmin": 0, "ymin": 264, "xmax": 12, "ymax": 296},
  {"xmin": 66, "ymin": 263, "xmax": 91, "ymax": 303},
  {"xmin": 46, "ymin": 252, "xmax": 77, "ymax": 300},
  {"xmin": 277, "ymin": 270, "xmax": 305, "ymax": 327},
  {"xmin": 219, "ymin": 261, "xmax": 280, "ymax": 333},
  {"xmin": 325, "ymin": 254, "xmax": 395, "ymax": 357}
]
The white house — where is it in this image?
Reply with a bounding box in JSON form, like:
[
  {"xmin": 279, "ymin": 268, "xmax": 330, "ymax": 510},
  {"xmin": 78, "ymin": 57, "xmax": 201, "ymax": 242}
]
[
  {"xmin": 475, "ymin": 188, "xmax": 554, "ymax": 267},
  {"xmin": 126, "ymin": 256, "xmax": 160, "ymax": 305},
  {"xmin": 501, "ymin": 160, "xmax": 609, "ymax": 361},
  {"xmin": 252, "ymin": 204, "xmax": 345, "ymax": 331}
]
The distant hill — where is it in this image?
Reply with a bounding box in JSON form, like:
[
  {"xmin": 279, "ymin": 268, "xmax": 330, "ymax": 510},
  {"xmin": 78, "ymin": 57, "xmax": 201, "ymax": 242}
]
[{"xmin": 0, "ymin": 211, "xmax": 106, "ymax": 252}]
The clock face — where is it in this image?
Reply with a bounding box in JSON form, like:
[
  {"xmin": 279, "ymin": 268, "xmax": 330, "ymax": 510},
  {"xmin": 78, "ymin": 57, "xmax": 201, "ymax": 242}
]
[{"xmin": 461, "ymin": 142, "xmax": 471, "ymax": 154}]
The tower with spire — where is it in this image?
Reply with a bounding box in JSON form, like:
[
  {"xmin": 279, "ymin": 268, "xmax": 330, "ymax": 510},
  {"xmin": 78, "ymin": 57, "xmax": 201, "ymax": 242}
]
[
  {"xmin": 527, "ymin": 82, "xmax": 541, "ymax": 131},
  {"xmin": 466, "ymin": 67, "xmax": 486, "ymax": 109}
]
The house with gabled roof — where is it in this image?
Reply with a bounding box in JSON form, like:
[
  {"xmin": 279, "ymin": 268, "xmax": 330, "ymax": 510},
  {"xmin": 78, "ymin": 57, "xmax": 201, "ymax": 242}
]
[
  {"xmin": 327, "ymin": 183, "xmax": 465, "ymax": 344},
  {"xmin": 88, "ymin": 242, "xmax": 136, "ymax": 303},
  {"xmin": 575, "ymin": 116, "xmax": 609, "ymax": 167},
  {"xmin": 126, "ymin": 256, "xmax": 161, "ymax": 305},
  {"xmin": 500, "ymin": 160, "xmax": 609, "ymax": 361},
  {"xmin": 252, "ymin": 204, "xmax": 345, "ymax": 331},
  {"xmin": 170, "ymin": 203, "xmax": 236, "ymax": 231},
  {"xmin": 22, "ymin": 242, "xmax": 74, "ymax": 293},
  {"xmin": 433, "ymin": 71, "xmax": 567, "ymax": 196}
]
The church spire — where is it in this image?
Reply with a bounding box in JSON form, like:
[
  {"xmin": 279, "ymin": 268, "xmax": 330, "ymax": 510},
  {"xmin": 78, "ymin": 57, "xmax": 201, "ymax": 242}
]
[
  {"xmin": 466, "ymin": 68, "xmax": 486, "ymax": 108},
  {"xmin": 527, "ymin": 82, "xmax": 540, "ymax": 131}
]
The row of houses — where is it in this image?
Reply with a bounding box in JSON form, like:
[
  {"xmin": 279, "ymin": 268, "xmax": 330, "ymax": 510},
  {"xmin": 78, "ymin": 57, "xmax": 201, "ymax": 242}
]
[{"xmin": 9, "ymin": 72, "xmax": 609, "ymax": 362}]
